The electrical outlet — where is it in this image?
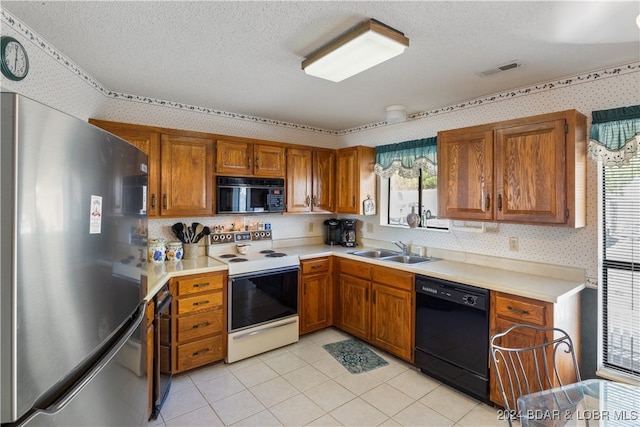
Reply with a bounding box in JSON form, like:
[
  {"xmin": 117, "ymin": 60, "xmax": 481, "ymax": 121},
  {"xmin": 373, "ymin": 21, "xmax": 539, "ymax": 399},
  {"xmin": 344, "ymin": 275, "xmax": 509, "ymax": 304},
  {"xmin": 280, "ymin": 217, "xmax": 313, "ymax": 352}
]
[
  {"xmin": 366, "ymin": 223, "xmax": 373, "ymax": 233},
  {"xmin": 307, "ymin": 222, "xmax": 314, "ymax": 232},
  {"xmin": 509, "ymin": 237, "xmax": 519, "ymax": 252}
]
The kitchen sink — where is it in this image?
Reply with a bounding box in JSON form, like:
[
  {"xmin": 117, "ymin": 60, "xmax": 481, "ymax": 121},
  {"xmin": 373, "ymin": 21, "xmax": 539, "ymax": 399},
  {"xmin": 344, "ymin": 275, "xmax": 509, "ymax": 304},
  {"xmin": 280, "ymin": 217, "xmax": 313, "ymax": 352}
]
[
  {"xmin": 350, "ymin": 249, "xmax": 400, "ymax": 258},
  {"xmin": 383, "ymin": 255, "xmax": 438, "ymax": 264}
]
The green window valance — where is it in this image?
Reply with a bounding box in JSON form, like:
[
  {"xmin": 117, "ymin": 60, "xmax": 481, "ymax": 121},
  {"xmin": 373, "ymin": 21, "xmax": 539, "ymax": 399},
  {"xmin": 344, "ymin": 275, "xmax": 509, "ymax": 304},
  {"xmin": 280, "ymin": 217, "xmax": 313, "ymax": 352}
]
[
  {"xmin": 374, "ymin": 137, "xmax": 437, "ymax": 178},
  {"xmin": 588, "ymin": 105, "xmax": 640, "ymax": 167}
]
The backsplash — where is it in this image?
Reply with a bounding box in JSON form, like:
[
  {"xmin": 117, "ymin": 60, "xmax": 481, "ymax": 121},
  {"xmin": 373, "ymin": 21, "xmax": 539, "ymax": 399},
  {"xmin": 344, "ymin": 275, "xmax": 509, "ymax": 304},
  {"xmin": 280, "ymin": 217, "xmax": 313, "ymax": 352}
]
[{"xmin": 2, "ymin": 6, "xmax": 639, "ymax": 285}]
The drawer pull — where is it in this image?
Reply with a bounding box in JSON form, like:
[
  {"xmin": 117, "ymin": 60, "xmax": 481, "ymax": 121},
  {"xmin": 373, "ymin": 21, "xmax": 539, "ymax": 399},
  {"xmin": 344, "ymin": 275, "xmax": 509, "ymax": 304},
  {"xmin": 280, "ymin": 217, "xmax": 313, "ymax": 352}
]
[
  {"xmin": 192, "ymin": 282, "xmax": 210, "ymax": 288},
  {"xmin": 311, "ymin": 265, "xmax": 322, "ymax": 269},
  {"xmin": 507, "ymin": 305, "xmax": 530, "ymax": 316},
  {"xmin": 192, "ymin": 321, "xmax": 211, "ymax": 329},
  {"xmin": 192, "ymin": 347, "xmax": 211, "ymax": 357},
  {"xmin": 192, "ymin": 300, "xmax": 210, "ymax": 306}
]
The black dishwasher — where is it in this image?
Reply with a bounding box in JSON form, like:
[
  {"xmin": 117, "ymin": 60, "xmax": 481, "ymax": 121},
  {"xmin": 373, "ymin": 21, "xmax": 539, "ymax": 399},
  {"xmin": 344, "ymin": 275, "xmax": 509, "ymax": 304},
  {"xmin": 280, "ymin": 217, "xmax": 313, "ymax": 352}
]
[{"xmin": 414, "ymin": 275, "xmax": 490, "ymax": 403}]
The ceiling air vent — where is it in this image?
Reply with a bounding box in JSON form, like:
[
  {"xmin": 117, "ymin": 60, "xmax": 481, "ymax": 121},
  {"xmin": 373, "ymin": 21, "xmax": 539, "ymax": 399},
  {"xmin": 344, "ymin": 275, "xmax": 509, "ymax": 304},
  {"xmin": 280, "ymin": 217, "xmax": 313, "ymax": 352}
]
[{"xmin": 477, "ymin": 61, "xmax": 522, "ymax": 77}]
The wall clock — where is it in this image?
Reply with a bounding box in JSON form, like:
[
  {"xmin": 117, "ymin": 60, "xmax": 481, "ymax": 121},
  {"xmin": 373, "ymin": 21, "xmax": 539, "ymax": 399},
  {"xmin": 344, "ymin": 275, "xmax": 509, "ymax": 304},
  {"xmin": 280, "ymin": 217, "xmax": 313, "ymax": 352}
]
[{"xmin": 1, "ymin": 36, "xmax": 29, "ymax": 81}]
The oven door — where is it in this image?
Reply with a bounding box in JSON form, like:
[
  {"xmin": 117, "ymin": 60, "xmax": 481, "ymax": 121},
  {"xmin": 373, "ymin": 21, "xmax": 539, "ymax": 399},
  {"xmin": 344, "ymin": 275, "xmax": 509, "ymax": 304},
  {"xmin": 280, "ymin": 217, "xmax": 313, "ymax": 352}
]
[{"xmin": 228, "ymin": 267, "xmax": 299, "ymax": 333}]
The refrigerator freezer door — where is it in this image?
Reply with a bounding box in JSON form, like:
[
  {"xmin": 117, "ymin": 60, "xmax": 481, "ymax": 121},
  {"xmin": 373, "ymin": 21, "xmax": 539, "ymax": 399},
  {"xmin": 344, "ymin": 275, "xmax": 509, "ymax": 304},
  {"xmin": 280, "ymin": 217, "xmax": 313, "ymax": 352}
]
[
  {"xmin": 19, "ymin": 305, "xmax": 148, "ymax": 427},
  {"xmin": 0, "ymin": 93, "xmax": 147, "ymax": 422}
]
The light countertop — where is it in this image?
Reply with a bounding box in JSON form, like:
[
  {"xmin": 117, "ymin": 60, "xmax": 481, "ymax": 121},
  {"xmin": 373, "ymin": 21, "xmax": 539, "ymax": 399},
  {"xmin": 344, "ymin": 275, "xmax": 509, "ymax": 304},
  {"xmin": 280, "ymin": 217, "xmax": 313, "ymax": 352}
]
[{"xmin": 143, "ymin": 244, "xmax": 585, "ymax": 304}]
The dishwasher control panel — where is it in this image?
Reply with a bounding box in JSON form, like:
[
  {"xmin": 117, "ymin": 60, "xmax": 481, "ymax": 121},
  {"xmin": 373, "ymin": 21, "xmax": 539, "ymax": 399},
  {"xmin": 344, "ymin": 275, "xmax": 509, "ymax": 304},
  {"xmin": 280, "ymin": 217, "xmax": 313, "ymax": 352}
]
[{"xmin": 416, "ymin": 276, "xmax": 488, "ymax": 309}]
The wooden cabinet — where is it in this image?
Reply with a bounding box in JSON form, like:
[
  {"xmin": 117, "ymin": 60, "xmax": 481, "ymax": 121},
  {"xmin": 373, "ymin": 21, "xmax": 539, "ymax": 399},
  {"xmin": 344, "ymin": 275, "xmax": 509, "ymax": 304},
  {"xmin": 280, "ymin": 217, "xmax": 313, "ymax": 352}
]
[
  {"xmin": 170, "ymin": 272, "xmax": 226, "ymax": 373},
  {"xmin": 160, "ymin": 134, "xmax": 214, "ymax": 216},
  {"xmin": 335, "ymin": 146, "xmax": 376, "ymax": 214},
  {"xmin": 145, "ymin": 299, "xmax": 155, "ymax": 419},
  {"xmin": 88, "ymin": 119, "xmax": 214, "ymax": 217},
  {"xmin": 215, "ymin": 139, "xmax": 285, "ymax": 177},
  {"xmin": 89, "ymin": 119, "xmax": 162, "ymax": 217},
  {"xmin": 286, "ymin": 147, "xmax": 335, "ymax": 213},
  {"xmin": 437, "ymin": 110, "xmax": 586, "ymax": 227},
  {"xmin": 299, "ymin": 257, "xmax": 333, "ymax": 334},
  {"xmin": 489, "ymin": 291, "xmax": 581, "ymax": 406},
  {"xmin": 337, "ymin": 258, "xmax": 414, "ymax": 361}
]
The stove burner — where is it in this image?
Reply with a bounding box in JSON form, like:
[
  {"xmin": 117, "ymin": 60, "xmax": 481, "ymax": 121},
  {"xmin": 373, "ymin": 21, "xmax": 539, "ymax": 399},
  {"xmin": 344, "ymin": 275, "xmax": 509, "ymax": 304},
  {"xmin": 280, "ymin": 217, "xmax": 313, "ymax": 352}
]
[
  {"xmin": 260, "ymin": 250, "xmax": 275, "ymax": 254},
  {"xmin": 228, "ymin": 258, "xmax": 248, "ymax": 262},
  {"xmin": 219, "ymin": 254, "xmax": 237, "ymax": 258},
  {"xmin": 266, "ymin": 252, "xmax": 287, "ymax": 258}
]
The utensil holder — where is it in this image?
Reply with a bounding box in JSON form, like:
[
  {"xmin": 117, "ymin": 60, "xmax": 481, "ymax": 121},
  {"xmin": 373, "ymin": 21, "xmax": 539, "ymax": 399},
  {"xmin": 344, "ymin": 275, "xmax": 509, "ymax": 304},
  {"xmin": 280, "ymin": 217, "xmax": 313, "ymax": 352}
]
[{"xmin": 183, "ymin": 243, "xmax": 198, "ymax": 260}]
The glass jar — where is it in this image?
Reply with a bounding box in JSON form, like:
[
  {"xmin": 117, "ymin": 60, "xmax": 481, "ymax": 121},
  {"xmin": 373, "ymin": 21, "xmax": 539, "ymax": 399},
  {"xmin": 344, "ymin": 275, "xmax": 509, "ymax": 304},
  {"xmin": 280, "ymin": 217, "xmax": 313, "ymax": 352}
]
[{"xmin": 148, "ymin": 238, "xmax": 166, "ymax": 263}]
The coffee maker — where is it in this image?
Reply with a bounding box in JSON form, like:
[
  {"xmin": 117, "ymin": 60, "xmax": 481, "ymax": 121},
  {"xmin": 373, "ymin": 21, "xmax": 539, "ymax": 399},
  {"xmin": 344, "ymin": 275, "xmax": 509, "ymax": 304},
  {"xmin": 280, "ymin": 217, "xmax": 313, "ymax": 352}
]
[
  {"xmin": 324, "ymin": 218, "xmax": 342, "ymax": 245},
  {"xmin": 341, "ymin": 219, "xmax": 357, "ymax": 247}
]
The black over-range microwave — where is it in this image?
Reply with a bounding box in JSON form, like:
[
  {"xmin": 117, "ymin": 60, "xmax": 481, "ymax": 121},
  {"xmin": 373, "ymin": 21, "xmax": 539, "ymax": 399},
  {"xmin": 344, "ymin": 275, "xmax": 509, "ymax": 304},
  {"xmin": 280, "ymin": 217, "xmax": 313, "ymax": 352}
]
[{"xmin": 216, "ymin": 176, "xmax": 285, "ymax": 214}]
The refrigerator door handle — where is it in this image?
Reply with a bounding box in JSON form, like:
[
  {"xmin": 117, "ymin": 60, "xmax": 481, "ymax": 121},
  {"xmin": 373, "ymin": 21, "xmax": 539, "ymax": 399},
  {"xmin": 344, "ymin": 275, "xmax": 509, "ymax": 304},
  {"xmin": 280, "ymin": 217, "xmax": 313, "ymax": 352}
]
[{"xmin": 34, "ymin": 304, "xmax": 145, "ymax": 417}]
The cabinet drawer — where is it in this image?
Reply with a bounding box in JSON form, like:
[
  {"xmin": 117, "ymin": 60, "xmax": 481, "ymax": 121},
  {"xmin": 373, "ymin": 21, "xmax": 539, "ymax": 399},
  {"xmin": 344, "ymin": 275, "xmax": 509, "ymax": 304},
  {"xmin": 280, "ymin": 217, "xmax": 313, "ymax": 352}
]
[
  {"xmin": 302, "ymin": 258, "xmax": 330, "ymax": 275},
  {"xmin": 372, "ymin": 266, "xmax": 414, "ymax": 291},
  {"xmin": 494, "ymin": 293, "xmax": 548, "ymax": 326},
  {"xmin": 176, "ymin": 291, "xmax": 222, "ymax": 315},
  {"xmin": 176, "ymin": 308, "xmax": 223, "ymax": 343},
  {"xmin": 176, "ymin": 274, "xmax": 224, "ymax": 296},
  {"xmin": 340, "ymin": 259, "xmax": 371, "ymax": 280},
  {"xmin": 176, "ymin": 335, "xmax": 224, "ymax": 372}
]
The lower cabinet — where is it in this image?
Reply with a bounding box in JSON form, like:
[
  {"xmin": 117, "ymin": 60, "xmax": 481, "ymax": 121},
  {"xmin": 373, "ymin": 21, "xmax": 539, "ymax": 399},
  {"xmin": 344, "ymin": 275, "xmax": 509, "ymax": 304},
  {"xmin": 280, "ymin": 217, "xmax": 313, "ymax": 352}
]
[
  {"xmin": 170, "ymin": 271, "xmax": 227, "ymax": 373},
  {"xmin": 299, "ymin": 257, "xmax": 333, "ymax": 334},
  {"xmin": 489, "ymin": 291, "xmax": 581, "ymax": 407},
  {"xmin": 145, "ymin": 299, "xmax": 155, "ymax": 419},
  {"xmin": 336, "ymin": 258, "xmax": 414, "ymax": 362}
]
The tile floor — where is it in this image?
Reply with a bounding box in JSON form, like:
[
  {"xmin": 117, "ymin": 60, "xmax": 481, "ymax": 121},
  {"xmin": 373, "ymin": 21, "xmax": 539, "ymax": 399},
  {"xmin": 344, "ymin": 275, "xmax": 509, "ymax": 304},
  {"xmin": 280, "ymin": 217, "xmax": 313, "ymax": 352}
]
[{"xmin": 149, "ymin": 328, "xmax": 508, "ymax": 427}]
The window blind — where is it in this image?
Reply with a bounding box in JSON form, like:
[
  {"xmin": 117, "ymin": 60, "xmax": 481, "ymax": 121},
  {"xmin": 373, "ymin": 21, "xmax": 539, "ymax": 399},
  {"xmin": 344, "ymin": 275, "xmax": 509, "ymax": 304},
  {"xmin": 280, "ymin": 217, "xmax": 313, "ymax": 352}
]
[{"xmin": 601, "ymin": 154, "xmax": 640, "ymax": 379}]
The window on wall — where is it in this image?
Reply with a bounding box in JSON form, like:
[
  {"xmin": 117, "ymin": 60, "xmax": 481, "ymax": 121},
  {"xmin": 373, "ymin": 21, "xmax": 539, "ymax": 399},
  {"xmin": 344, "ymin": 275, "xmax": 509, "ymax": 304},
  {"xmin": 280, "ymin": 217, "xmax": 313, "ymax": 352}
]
[
  {"xmin": 374, "ymin": 137, "xmax": 448, "ymax": 230},
  {"xmin": 600, "ymin": 155, "xmax": 639, "ymax": 381},
  {"xmin": 590, "ymin": 105, "xmax": 640, "ymax": 382},
  {"xmin": 387, "ymin": 168, "xmax": 448, "ymax": 229}
]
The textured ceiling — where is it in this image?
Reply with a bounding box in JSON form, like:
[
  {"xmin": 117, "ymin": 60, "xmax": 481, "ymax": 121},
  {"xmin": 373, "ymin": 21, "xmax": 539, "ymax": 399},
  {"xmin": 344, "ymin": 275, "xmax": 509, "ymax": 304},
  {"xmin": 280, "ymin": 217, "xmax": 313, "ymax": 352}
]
[{"xmin": 3, "ymin": 1, "xmax": 639, "ymax": 131}]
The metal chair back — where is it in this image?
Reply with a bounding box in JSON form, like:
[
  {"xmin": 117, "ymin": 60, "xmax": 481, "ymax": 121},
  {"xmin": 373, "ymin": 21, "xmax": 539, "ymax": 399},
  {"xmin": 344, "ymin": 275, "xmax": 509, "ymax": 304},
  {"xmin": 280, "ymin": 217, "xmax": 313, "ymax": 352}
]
[{"xmin": 490, "ymin": 324, "xmax": 581, "ymax": 425}]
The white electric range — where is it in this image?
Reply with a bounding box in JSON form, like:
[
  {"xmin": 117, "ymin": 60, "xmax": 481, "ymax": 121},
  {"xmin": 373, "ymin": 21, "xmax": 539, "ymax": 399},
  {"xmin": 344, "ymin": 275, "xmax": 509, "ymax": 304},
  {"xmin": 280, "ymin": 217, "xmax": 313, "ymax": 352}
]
[{"xmin": 207, "ymin": 231, "xmax": 300, "ymax": 363}]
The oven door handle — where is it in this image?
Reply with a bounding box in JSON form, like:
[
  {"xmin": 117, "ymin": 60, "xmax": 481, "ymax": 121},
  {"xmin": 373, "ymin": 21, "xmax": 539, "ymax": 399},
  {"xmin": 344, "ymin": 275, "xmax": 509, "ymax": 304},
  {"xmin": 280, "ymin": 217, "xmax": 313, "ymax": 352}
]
[{"xmin": 232, "ymin": 319, "xmax": 297, "ymax": 340}]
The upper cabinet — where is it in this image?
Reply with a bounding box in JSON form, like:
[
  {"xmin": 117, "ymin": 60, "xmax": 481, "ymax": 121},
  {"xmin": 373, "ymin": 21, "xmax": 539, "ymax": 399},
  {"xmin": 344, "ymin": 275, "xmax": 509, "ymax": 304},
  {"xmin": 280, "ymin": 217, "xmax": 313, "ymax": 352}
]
[
  {"xmin": 89, "ymin": 119, "xmax": 161, "ymax": 217},
  {"xmin": 160, "ymin": 134, "xmax": 214, "ymax": 217},
  {"xmin": 335, "ymin": 146, "xmax": 376, "ymax": 214},
  {"xmin": 89, "ymin": 120, "xmax": 214, "ymax": 217},
  {"xmin": 437, "ymin": 110, "xmax": 586, "ymax": 227},
  {"xmin": 215, "ymin": 139, "xmax": 285, "ymax": 177},
  {"xmin": 286, "ymin": 147, "xmax": 335, "ymax": 213}
]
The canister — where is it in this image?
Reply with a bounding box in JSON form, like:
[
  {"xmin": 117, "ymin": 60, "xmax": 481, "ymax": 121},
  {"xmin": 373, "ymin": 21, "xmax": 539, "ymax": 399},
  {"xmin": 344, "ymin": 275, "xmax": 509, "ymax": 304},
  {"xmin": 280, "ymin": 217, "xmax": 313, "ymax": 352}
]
[
  {"xmin": 148, "ymin": 238, "xmax": 166, "ymax": 263},
  {"xmin": 166, "ymin": 241, "xmax": 183, "ymax": 261}
]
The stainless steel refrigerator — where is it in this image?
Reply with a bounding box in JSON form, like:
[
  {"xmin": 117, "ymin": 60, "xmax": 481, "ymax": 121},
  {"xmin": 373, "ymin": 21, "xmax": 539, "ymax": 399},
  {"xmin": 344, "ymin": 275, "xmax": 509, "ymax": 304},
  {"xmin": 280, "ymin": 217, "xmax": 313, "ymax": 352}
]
[{"xmin": 1, "ymin": 93, "xmax": 149, "ymax": 426}]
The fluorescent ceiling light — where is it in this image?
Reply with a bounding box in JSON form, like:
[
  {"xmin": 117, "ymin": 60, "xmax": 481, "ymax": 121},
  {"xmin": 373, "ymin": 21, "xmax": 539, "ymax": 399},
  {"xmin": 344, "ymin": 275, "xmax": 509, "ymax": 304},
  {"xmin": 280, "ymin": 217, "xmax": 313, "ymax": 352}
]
[{"xmin": 302, "ymin": 19, "xmax": 409, "ymax": 83}]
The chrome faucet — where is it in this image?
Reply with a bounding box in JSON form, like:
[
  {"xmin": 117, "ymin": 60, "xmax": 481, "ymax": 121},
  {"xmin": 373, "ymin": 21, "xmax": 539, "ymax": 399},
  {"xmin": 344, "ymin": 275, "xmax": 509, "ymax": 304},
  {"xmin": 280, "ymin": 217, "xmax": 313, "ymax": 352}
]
[{"xmin": 392, "ymin": 240, "xmax": 408, "ymax": 254}]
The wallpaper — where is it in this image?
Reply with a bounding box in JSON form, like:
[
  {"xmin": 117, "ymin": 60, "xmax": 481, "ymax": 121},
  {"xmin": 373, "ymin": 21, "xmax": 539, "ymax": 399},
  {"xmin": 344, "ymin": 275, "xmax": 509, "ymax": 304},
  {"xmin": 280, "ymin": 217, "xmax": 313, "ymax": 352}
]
[{"xmin": 2, "ymin": 6, "xmax": 639, "ymax": 285}]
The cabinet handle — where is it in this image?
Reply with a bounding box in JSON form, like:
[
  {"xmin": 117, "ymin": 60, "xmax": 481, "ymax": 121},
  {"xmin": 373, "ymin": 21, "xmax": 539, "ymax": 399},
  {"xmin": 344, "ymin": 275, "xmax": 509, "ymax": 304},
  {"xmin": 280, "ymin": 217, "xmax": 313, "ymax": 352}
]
[
  {"xmin": 192, "ymin": 282, "xmax": 210, "ymax": 289},
  {"xmin": 192, "ymin": 347, "xmax": 211, "ymax": 357},
  {"xmin": 312, "ymin": 196, "xmax": 318, "ymax": 207},
  {"xmin": 305, "ymin": 196, "xmax": 311, "ymax": 206},
  {"xmin": 311, "ymin": 265, "xmax": 321, "ymax": 269},
  {"xmin": 247, "ymin": 156, "xmax": 251, "ymax": 169},
  {"xmin": 497, "ymin": 194, "xmax": 503, "ymax": 212},
  {"xmin": 506, "ymin": 305, "xmax": 530, "ymax": 316},
  {"xmin": 192, "ymin": 321, "xmax": 211, "ymax": 329},
  {"xmin": 163, "ymin": 194, "xmax": 167, "ymax": 209},
  {"xmin": 486, "ymin": 194, "xmax": 491, "ymax": 211},
  {"xmin": 192, "ymin": 300, "xmax": 210, "ymax": 306},
  {"xmin": 352, "ymin": 196, "xmax": 355, "ymax": 206},
  {"xmin": 255, "ymin": 156, "xmax": 259, "ymax": 170},
  {"xmin": 151, "ymin": 194, "xmax": 156, "ymax": 209}
]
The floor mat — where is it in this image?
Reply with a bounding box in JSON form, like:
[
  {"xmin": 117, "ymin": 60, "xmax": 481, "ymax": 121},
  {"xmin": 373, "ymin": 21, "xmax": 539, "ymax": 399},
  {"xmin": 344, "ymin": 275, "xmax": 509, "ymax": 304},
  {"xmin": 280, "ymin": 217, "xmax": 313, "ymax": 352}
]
[{"xmin": 322, "ymin": 338, "xmax": 389, "ymax": 374}]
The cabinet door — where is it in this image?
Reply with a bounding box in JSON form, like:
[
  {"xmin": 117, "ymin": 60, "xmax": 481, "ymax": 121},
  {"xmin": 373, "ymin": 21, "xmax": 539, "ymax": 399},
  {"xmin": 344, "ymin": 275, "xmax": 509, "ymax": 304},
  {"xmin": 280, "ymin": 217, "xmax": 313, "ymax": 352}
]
[
  {"xmin": 339, "ymin": 274, "xmax": 370, "ymax": 340},
  {"xmin": 216, "ymin": 139, "xmax": 252, "ymax": 175},
  {"xmin": 286, "ymin": 148, "xmax": 313, "ymax": 212},
  {"xmin": 437, "ymin": 128, "xmax": 494, "ymax": 220},
  {"xmin": 370, "ymin": 283, "xmax": 413, "ymax": 361},
  {"xmin": 335, "ymin": 147, "xmax": 358, "ymax": 213},
  {"xmin": 254, "ymin": 144, "xmax": 286, "ymax": 177},
  {"xmin": 160, "ymin": 134, "xmax": 214, "ymax": 216},
  {"xmin": 495, "ymin": 119, "xmax": 567, "ymax": 224},
  {"xmin": 300, "ymin": 271, "xmax": 332, "ymax": 334},
  {"xmin": 312, "ymin": 150, "xmax": 335, "ymax": 213}
]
